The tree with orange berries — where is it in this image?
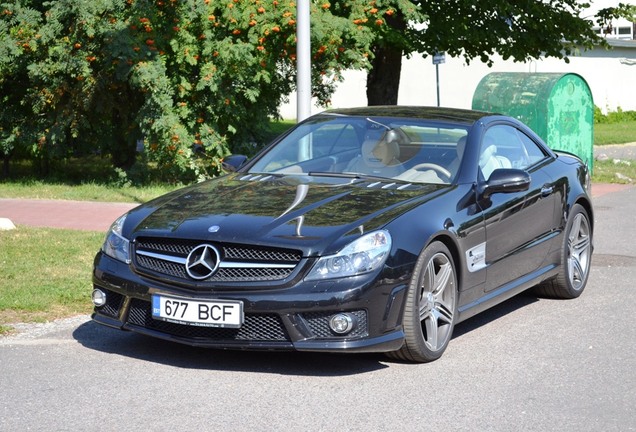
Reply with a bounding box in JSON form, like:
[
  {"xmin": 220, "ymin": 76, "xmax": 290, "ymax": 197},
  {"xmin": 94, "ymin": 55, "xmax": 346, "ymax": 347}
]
[{"xmin": 0, "ymin": 0, "xmax": 375, "ymax": 182}]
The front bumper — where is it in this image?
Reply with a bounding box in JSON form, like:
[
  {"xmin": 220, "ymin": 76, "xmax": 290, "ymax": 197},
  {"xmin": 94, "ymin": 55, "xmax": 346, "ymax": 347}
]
[{"xmin": 92, "ymin": 252, "xmax": 408, "ymax": 353}]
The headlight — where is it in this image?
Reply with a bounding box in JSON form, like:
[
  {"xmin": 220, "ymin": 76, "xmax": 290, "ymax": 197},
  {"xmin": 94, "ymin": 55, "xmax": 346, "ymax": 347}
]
[
  {"xmin": 102, "ymin": 214, "xmax": 130, "ymax": 263},
  {"xmin": 305, "ymin": 230, "xmax": 391, "ymax": 281}
]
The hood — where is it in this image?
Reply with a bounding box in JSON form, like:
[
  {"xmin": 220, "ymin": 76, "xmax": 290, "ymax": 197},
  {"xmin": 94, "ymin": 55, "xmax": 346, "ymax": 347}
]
[{"xmin": 124, "ymin": 174, "xmax": 447, "ymax": 255}]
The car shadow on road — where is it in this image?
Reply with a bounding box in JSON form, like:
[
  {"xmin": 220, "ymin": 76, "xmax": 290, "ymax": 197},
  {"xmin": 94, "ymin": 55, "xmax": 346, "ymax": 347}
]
[
  {"xmin": 72, "ymin": 291, "xmax": 540, "ymax": 375},
  {"xmin": 72, "ymin": 320, "xmax": 390, "ymax": 376},
  {"xmin": 452, "ymin": 291, "xmax": 540, "ymax": 339}
]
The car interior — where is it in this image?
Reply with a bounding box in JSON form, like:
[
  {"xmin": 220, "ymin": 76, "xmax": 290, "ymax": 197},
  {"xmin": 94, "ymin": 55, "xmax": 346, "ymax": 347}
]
[{"xmin": 255, "ymin": 120, "xmax": 471, "ymax": 184}]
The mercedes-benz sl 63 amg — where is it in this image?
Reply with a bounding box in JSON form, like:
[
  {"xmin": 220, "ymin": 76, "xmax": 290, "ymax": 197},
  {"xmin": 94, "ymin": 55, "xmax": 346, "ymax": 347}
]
[{"xmin": 91, "ymin": 106, "xmax": 593, "ymax": 362}]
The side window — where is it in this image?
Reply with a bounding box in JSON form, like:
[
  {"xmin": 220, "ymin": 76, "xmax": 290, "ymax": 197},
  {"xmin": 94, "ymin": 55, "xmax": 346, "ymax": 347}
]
[
  {"xmin": 479, "ymin": 125, "xmax": 517, "ymax": 179},
  {"xmin": 516, "ymin": 129, "xmax": 548, "ymax": 168},
  {"xmin": 479, "ymin": 125, "xmax": 548, "ymax": 178}
]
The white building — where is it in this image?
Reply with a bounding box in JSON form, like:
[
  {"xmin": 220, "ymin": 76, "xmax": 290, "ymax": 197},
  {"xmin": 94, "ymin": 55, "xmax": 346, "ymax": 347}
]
[{"xmin": 280, "ymin": 4, "xmax": 636, "ymax": 118}]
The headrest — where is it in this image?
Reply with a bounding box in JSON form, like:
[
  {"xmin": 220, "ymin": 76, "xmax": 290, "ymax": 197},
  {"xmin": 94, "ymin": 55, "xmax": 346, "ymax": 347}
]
[
  {"xmin": 361, "ymin": 132, "xmax": 401, "ymax": 167},
  {"xmin": 479, "ymin": 144, "xmax": 497, "ymax": 166}
]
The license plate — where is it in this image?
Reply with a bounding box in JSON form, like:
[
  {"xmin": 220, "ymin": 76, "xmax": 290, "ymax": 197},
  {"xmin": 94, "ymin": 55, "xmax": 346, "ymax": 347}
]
[{"xmin": 151, "ymin": 295, "xmax": 243, "ymax": 328}]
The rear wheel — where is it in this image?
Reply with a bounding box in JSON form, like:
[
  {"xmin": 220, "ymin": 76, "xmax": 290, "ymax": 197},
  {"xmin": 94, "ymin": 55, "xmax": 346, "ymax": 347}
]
[
  {"xmin": 535, "ymin": 203, "xmax": 592, "ymax": 299},
  {"xmin": 388, "ymin": 241, "xmax": 457, "ymax": 363}
]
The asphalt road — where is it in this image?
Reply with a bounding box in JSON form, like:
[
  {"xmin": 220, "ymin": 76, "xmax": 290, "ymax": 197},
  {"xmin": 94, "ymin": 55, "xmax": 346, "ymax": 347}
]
[{"xmin": 1, "ymin": 187, "xmax": 635, "ymax": 432}]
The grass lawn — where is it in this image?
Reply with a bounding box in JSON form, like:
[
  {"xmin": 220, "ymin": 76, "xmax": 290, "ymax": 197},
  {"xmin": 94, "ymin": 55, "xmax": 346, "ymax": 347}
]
[
  {"xmin": 0, "ymin": 180, "xmax": 177, "ymax": 203},
  {"xmin": 594, "ymin": 121, "xmax": 636, "ymax": 146},
  {"xmin": 0, "ymin": 227, "xmax": 104, "ymax": 334},
  {"xmin": 1, "ymin": 155, "xmax": 178, "ymax": 202},
  {"xmin": 590, "ymin": 159, "xmax": 636, "ymax": 184}
]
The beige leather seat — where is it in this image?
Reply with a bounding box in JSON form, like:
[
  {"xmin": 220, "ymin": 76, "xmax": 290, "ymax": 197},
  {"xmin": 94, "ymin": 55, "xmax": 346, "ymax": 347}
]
[
  {"xmin": 479, "ymin": 144, "xmax": 511, "ymax": 179},
  {"xmin": 345, "ymin": 130, "xmax": 405, "ymax": 178}
]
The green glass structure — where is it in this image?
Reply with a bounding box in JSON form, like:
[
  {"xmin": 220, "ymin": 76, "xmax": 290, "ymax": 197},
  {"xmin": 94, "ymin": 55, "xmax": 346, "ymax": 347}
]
[{"xmin": 472, "ymin": 72, "xmax": 594, "ymax": 172}]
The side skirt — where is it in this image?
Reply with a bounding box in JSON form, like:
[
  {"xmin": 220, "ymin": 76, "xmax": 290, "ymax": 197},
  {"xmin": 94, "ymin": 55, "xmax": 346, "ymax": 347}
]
[{"xmin": 456, "ymin": 263, "xmax": 559, "ymax": 323}]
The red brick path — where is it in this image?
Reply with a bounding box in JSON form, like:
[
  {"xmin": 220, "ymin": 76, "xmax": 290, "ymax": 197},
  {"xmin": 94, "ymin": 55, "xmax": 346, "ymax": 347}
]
[{"xmin": 0, "ymin": 199, "xmax": 137, "ymax": 231}]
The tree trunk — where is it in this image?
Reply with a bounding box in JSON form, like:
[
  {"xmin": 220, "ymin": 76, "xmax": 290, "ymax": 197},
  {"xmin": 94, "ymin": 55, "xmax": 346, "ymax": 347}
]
[
  {"xmin": 2, "ymin": 154, "xmax": 9, "ymax": 178},
  {"xmin": 366, "ymin": 44, "xmax": 403, "ymax": 106},
  {"xmin": 366, "ymin": 13, "xmax": 407, "ymax": 106},
  {"xmin": 110, "ymin": 107, "xmax": 138, "ymax": 170}
]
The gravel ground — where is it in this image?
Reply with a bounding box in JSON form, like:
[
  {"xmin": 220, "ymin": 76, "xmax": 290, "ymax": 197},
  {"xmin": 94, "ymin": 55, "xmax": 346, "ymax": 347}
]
[
  {"xmin": 1, "ymin": 316, "xmax": 91, "ymax": 342},
  {"xmin": 594, "ymin": 142, "xmax": 636, "ymax": 160}
]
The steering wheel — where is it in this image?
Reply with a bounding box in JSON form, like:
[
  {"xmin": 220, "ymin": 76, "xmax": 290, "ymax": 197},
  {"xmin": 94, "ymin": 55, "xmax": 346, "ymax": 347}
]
[{"xmin": 409, "ymin": 163, "xmax": 452, "ymax": 181}]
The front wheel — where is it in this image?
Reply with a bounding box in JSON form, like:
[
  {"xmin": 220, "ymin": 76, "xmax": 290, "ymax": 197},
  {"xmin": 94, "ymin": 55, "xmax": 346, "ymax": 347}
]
[
  {"xmin": 388, "ymin": 241, "xmax": 458, "ymax": 363},
  {"xmin": 535, "ymin": 203, "xmax": 592, "ymax": 299}
]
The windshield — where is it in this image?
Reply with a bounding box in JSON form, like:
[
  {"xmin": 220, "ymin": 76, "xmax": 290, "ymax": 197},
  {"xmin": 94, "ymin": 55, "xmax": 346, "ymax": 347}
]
[{"xmin": 249, "ymin": 115, "xmax": 469, "ymax": 184}]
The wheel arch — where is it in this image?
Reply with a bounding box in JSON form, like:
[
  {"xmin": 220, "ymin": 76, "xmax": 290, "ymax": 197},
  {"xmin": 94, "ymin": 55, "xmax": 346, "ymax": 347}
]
[
  {"xmin": 425, "ymin": 232, "xmax": 463, "ymax": 290},
  {"xmin": 574, "ymin": 196, "xmax": 594, "ymax": 235}
]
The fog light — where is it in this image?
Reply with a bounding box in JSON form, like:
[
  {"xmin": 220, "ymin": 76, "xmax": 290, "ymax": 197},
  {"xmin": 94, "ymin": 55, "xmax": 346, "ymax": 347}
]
[
  {"xmin": 329, "ymin": 313, "xmax": 355, "ymax": 335},
  {"xmin": 92, "ymin": 289, "xmax": 107, "ymax": 307}
]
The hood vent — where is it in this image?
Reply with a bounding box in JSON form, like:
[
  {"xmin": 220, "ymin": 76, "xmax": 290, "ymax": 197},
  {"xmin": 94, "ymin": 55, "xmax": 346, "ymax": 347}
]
[
  {"xmin": 239, "ymin": 174, "xmax": 276, "ymax": 182},
  {"xmin": 364, "ymin": 181, "xmax": 417, "ymax": 190}
]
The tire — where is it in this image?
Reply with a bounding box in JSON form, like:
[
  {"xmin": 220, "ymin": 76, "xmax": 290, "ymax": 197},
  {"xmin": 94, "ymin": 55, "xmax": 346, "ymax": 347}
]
[
  {"xmin": 535, "ymin": 203, "xmax": 592, "ymax": 299},
  {"xmin": 388, "ymin": 241, "xmax": 458, "ymax": 363}
]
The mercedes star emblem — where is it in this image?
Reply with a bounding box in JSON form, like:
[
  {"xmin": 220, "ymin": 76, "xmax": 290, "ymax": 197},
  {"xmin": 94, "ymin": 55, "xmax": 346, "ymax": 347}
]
[{"xmin": 185, "ymin": 244, "xmax": 221, "ymax": 280}]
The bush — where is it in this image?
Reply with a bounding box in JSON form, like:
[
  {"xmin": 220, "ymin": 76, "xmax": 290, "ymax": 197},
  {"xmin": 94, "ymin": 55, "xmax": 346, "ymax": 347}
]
[{"xmin": 594, "ymin": 106, "xmax": 636, "ymax": 124}]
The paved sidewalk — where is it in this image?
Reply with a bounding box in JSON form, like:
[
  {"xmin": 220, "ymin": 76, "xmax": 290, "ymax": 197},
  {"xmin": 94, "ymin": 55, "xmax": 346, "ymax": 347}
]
[
  {"xmin": 0, "ymin": 183, "xmax": 632, "ymax": 232},
  {"xmin": 0, "ymin": 198, "xmax": 137, "ymax": 231}
]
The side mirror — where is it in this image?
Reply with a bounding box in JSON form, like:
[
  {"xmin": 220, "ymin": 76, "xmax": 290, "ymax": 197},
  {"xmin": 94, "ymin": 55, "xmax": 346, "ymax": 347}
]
[
  {"xmin": 221, "ymin": 155, "xmax": 248, "ymax": 172},
  {"xmin": 481, "ymin": 168, "xmax": 530, "ymax": 198}
]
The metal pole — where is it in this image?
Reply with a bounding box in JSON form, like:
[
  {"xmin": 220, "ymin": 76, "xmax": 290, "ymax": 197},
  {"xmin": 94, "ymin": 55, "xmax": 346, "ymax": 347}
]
[
  {"xmin": 296, "ymin": 0, "xmax": 311, "ymax": 122},
  {"xmin": 436, "ymin": 63, "xmax": 440, "ymax": 107}
]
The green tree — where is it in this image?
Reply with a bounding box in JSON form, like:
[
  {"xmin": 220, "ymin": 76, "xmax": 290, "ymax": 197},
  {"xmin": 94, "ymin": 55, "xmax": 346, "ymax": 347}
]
[
  {"xmin": 357, "ymin": 0, "xmax": 636, "ymax": 105},
  {"xmin": 0, "ymin": 4, "xmax": 42, "ymax": 176},
  {"xmin": 0, "ymin": 0, "xmax": 375, "ymax": 182}
]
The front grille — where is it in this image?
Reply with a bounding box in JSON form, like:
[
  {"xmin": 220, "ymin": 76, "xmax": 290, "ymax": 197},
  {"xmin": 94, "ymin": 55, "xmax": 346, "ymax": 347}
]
[
  {"xmin": 133, "ymin": 237, "xmax": 303, "ymax": 284},
  {"xmin": 212, "ymin": 267, "xmax": 293, "ymax": 282},
  {"xmin": 137, "ymin": 254, "xmax": 187, "ymax": 279},
  {"xmin": 224, "ymin": 246, "xmax": 300, "ymax": 263},
  {"xmin": 127, "ymin": 298, "xmax": 290, "ymax": 342}
]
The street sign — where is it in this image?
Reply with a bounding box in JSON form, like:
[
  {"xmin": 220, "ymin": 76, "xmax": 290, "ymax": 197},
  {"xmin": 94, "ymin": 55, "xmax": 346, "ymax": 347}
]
[
  {"xmin": 433, "ymin": 52, "xmax": 446, "ymax": 65},
  {"xmin": 432, "ymin": 52, "xmax": 445, "ymax": 106}
]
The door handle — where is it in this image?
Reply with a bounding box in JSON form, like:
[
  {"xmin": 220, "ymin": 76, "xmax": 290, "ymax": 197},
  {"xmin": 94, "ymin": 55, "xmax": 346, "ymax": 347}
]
[{"xmin": 541, "ymin": 185, "xmax": 554, "ymax": 197}]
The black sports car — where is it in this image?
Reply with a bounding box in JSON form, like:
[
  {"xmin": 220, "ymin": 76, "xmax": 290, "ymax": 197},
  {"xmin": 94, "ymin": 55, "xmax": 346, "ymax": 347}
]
[{"xmin": 91, "ymin": 106, "xmax": 593, "ymax": 362}]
